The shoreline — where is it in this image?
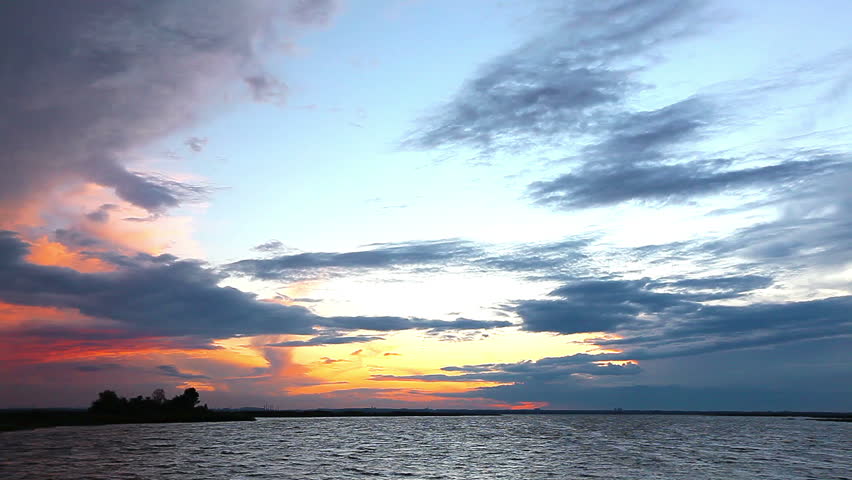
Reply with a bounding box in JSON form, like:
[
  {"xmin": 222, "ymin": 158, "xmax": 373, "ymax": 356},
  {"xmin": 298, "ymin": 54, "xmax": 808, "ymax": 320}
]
[
  {"xmin": 2, "ymin": 408, "xmax": 850, "ymax": 433},
  {"xmin": 0, "ymin": 410, "xmax": 255, "ymax": 433}
]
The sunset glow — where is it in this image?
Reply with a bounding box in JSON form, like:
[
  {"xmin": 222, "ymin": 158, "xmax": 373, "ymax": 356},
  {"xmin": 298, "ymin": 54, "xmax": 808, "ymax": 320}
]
[{"xmin": 0, "ymin": 0, "xmax": 849, "ymax": 412}]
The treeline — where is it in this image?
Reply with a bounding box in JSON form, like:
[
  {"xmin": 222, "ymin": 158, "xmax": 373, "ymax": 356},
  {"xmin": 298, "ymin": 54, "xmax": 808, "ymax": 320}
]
[
  {"xmin": 89, "ymin": 387, "xmax": 207, "ymax": 416},
  {"xmin": 1, "ymin": 388, "xmax": 255, "ymax": 432}
]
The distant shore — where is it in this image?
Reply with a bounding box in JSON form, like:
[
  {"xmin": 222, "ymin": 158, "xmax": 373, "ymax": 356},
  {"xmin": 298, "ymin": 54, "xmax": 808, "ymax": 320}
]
[
  {"xmin": 0, "ymin": 409, "xmax": 255, "ymax": 432},
  {"xmin": 248, "ymin": 408, "xmax": 852, "ymax": 419},
  {"xmin": 2, "ymin": 408, "xmax": 850, "ymax": 432}
]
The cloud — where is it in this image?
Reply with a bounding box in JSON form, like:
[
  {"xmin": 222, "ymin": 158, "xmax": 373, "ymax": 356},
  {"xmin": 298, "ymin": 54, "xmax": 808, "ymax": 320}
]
[
  {"xmin": 267, "ymin": 335, "xmax": 384, "ymax": 347},
  {"xmin": 185, "ymin": 137, "xmax": 208, "ymax": 153},
  {"xmin": 53, "ymin": 228, "xmax": 104, "ymax": 249},
  {"xmin": 401, "ymin": 0, "xmax": 709, "ymax": 154},
  {"xmin": 586, "ymin": 97, "xmax": 713, "ymax": 160},
  {"xmin": 229, "ymin": 236, "xmax": 601, "ymax": 283},
  {"xmin": 226, "ymin": 240, "xmax": 481, "ymax": 280},
  {"xmin": 514, "ymin": 279, "xmax": 692, "ymax": 334},
  {"xmin": 252, "ymin": 240, "xmax": 285, "ymax": 252},
  {"xmin": 320, "ymin": 357, "xmax": 345, "ymax": 365},
  {"xmin": 601, "ymin": 295, "xmax": 852, "ymax": 360},
  {"xmin": 75, "ymin": 363, "xmax": 123, "ymax": 373},
  {"xmin": 442, "ymin": 336, "xmax": 852, "ymax": 411},
  {"xmin": 523, "ymin": 94, "xmax": 849, "ymax": 209},
  {"xmin": 286, "ymin": 0, "xmax": 341, "ymax": 25},
  {"xmin": 452, "ymin": 381, "xmax": 851, "ymax": 411},
  {"xmin": 627, "ymin": 161, "xmax": 852, "ymax": 271},
  {"xmin": 665, "ymin": 275, "xmax": 773, "ymax": 294},
  {"xmin": 509, "ymin": 277, "xmax": 851, "ymax": 360},
  {"xmin": 85, "ymin": 204, "xmax": 119, "ymax": 224},
  {"xmin": 0, "ymin": 230, "xmax": 316, "ymax": 339},
  {"xmin": 244, "ymin": 74, "xmax": 288, "ymax": 104},
  {"xmin": 476, "ymin": 238, "xmax": 593, "ymax": 278},
  {"xmin": 373, "ymin": 352, "xmax": 640, "ymax": 385},
  {"xmin": 157, "ymin": 365, "xmax": 209, "ymax": 380},
  {"xmin": 0, "ymin": 1, "xmax": 340, "ymax": 215},
  {"xmin": 700, "ymin": 165, "xmax": 852, "ymax": 268},
  {"xmin": 400, "ymin": 0, "xmax": 849, "ymax": 213},
  {"xmin": 531, "ymin": 153, "xmax": 846, "ymax": 210},
  {"xmin": 316, "ymin": 316, "xmax": 512, "ymax": 332},
  {"xmin": 0, "ymin": 231, "xmax": 510, "ymax": 344},
  {"xmin": 84, "ymin": 168, "xmax": 210, "ymax": 213}
]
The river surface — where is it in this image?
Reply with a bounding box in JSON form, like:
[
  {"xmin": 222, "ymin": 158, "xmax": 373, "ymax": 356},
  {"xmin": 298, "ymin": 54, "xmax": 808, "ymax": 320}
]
[{"xmin": 1, "ymin": 415, "xmax": 849, "ymax": 479}]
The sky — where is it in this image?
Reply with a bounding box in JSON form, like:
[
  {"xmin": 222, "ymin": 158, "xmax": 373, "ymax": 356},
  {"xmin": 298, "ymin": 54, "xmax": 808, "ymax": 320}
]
[{"xmin": 1, "ymin": 0, "xmax": 850, "ymax": 411}]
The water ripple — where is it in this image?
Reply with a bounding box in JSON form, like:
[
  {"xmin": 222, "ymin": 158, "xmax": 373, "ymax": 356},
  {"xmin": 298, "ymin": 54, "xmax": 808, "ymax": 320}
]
[{"xmin": 0, "ymin": 415, "xmax": 849, "ymax": 479}]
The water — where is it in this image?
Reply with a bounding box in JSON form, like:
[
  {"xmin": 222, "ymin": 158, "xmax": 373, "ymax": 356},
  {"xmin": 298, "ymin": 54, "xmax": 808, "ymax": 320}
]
[{"xmin": 0, "ymin": 415, "xmax": 849, "ymax": 479}]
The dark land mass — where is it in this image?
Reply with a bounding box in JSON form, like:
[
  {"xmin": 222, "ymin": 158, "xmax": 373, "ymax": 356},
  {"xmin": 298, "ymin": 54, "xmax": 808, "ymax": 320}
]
[
  {"xmin": 0, "ymin": 387, "xmax": 251, "ymax": 432},
  {"xmin": 248, "ymin": 408, "xmax": 852, "ymax": 420},
  {"xmin": 0, "ymin": 409, "xmax": 255, "ymax": 432},
  {"xmin": 3, "ymin": 407, "xmax": 850, "ymax": 433}
]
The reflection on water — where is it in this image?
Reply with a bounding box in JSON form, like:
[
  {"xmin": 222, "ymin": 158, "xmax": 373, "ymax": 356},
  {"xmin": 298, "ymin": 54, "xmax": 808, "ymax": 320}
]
[{"xmin": 1, "ymin": 415, "xmax": 849, "ymax": 479}]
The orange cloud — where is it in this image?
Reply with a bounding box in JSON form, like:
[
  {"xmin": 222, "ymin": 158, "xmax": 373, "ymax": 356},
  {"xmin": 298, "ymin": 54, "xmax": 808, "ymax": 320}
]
[
  {"xmin": 0, "ymin": 335, "xmax": 195, "ymax": 364},
  {"xmin": 0, "ymin": 303, "xmax": 94, "ymax": 330},
  {"xmin": 4, "ymin": 181, "xmax": 202, "ymax": 261},
  {"xmin": 479, "ymin": 400, "xmax": 550, "ymax": 410},
  {"xmin": 176, "ymin": 382, "xmax": 216, "ymax": 392},
  {"xmin": 25, "ymin": 236, "xmax": 114, "ymax": 272},
  {"xmin": 85, "ymin": 211, "xmax": 201, "ymax": 257}
]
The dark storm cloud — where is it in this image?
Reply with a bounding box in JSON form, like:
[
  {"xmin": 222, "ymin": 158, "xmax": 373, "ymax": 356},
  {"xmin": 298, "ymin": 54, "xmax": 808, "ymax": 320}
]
[
  {"xmin": 0, "ymin": 230, "xmax": 317, "ymax": 338},
  {"xmin": 401, "ymin": 0, "xmax": 708, "ymax": 153},
  {"xmin": 267, "ymin": 335, "xmax": 385, "ymax": 347},
  {"xmin": 514, "ymin": 279, "xmax": 693, "ymax": 334},
  {"xmin": 600, "ymin": 295, "xmax": 852, "ymax": 360},
  {"xmin": 509, "ymin": 277, "xmax": 851, "ymax": 360},
  {"xmin": 422, "ymin": 337, "xmax": 851, "ymax": 411},
  {"xmin": 226, "ymin": 240, "xmax": 481, "ymax": 280},
  {"xmin": 444, "ymin": 337, "xmax": 852, "ymax": 411},
  {"xmin": 453, "ymin": 381, "xmax": 851, "ymax": 411},
  {"xmin": 157, "ymin": 365, "xmax": 210, "ymax": 380},
  {"xmin": 0, "ymin": 0, "xmax": 339, "ymax": 214},
  {"xmin": 0, "ymin": 231, "xmax": 510, "ymax": 343}
]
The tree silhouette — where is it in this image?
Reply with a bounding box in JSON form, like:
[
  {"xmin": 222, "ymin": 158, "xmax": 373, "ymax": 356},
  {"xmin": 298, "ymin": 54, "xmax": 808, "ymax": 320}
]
[
  {"xmin": 151, "ymin": 388, "xmax": 166, "ymax": 405},
  {"xmin": 89, "ymin": 390, "xmax": 124, "ymax": 414},
  {"xmin": 88, "ymin": 387, "xmax": 207, "ymax": 416},
  {"xmin": 166, "ymin": 388, "xmax": 201, "ymax": 411}
]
